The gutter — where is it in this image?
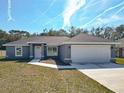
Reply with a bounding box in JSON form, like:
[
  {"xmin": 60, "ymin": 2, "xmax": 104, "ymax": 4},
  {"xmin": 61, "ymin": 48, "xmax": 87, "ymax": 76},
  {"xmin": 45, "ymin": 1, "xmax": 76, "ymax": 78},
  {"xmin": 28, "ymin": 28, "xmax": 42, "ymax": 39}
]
[
  {"xmin": 3, "ymin": 44, "xmax": 29, "ymax": 46},
  {"xmin": 62, "ymin": 42, "xmax": 120, "ymax": 45}
]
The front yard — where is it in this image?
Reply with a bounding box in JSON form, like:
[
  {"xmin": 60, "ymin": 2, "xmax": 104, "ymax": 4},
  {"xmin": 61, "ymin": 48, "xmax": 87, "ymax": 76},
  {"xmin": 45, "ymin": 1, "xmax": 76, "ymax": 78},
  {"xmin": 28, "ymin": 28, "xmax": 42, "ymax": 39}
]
[{"xmin": 0, "ymin": 58, "xmax": 113, "ymax": 93}]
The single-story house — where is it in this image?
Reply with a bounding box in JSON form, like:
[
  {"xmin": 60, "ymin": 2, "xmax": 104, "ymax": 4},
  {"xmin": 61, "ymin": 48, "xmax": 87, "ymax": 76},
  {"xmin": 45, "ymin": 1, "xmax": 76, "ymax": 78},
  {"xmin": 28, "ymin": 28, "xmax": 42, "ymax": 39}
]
[{"xmin": 3, "ymin": 33, "xmax": 119, "ymax": 63}]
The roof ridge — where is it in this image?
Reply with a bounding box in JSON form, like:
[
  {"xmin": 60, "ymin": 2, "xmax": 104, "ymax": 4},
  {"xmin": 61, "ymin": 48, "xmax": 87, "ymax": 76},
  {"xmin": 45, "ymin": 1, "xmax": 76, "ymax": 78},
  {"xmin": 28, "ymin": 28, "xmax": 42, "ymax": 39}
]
[
  {"xmin": 66, "ymin": 33, "xmax": 112, "ymax": 42},
  {"xmin": 30, "ymin": 36, "xmax": 69, "ymax": 37}
]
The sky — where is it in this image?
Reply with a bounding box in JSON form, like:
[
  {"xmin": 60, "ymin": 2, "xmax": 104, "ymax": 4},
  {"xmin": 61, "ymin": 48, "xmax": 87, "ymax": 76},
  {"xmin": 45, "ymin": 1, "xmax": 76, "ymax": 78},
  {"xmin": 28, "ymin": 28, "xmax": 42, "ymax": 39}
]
[{"xmin": 0, "ymin": 0, "xmax": 124, "ymax": 33}]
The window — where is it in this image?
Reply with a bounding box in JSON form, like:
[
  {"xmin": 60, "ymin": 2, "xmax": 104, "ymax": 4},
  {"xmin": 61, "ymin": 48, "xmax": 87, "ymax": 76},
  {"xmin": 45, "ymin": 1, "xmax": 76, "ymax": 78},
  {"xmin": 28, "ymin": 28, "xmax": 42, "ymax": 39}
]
[
  {"xmin": 15, "ymin": 46, "xmax": 22, "ymax": 56},
  {"xmin": 47, "ymin": 46, "xmax": 58, "ymax": 56}
]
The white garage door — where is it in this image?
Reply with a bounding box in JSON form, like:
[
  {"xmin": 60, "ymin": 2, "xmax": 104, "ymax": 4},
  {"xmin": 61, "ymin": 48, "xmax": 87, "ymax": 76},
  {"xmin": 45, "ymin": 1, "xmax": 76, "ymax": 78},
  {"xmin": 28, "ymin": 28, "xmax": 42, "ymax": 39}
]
[{"xmin": 71, "ymin": 45, "xmax": 111, "ymax": 63}]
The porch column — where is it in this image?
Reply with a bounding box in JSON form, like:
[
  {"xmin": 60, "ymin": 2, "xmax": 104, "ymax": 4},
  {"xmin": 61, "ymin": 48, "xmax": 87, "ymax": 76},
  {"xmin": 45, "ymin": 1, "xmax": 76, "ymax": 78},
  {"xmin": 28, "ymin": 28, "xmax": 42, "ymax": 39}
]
[
  {"xmin": 41, "ymin": 44, "xmax": 44, "ymax": 58},
  {"xmin": 30, "ymin": 44, "xmax": 33, "ymax": 58},
  {"xmin": 44, "ymin": 44, "xmax": 47, "ymax": 58}
]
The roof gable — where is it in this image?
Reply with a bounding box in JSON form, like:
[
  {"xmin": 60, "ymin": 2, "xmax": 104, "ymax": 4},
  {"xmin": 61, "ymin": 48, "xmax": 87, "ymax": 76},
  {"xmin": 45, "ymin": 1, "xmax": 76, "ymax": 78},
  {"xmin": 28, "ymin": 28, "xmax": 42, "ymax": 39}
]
[{"xmin": 67, "ymin": 33, "xmax": 112, "ymax": 42}]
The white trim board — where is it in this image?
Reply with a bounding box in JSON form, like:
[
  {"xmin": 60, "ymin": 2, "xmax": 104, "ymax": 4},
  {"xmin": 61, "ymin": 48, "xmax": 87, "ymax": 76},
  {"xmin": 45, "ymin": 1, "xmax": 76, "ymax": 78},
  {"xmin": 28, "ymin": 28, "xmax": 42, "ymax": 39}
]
[
  {"xmin": 27, "ymin": 42, "xmax": 46, "ymax": 44},
  {"xmin": 3, "ymin": 44, "xmax": 29, "ymax": 46},
  {"xmin": 62, "ymin": 42, "xmax": 120, "ymax": 45}
]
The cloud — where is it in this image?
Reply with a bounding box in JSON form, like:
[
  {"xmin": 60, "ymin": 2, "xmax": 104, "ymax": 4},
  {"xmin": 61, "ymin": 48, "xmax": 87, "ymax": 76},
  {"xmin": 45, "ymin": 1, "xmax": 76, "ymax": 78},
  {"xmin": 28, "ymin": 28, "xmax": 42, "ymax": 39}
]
[
  {"xmin": 111, "ymin": 15, "xmax": 122, "ymax": 20},
  {"xmin": 114, "ymin": 6, "xmax": 124, "ymax": 15},
  {"xmin": 83, "ymin": 0, "xmax": 100, "ymax": 10},
  {"xmin": 62, "ymin": 0, "xmax": 86, "ymax": 28},
  {"xmin": 81, "ymin": 1, "xmax": 124, "ymax": 27},
  {"xmin": 8, "ymin": 0, "xmax": 13, "ymax": 21}
]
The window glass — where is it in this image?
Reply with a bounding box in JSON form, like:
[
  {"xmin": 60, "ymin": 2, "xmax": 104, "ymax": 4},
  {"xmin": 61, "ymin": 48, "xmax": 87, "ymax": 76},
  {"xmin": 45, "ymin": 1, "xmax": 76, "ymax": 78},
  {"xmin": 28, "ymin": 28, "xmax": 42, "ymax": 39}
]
[
  {"xmin": 15, "ymin": 46, "xmax": 22, "ymax": 56},
  {"xmin": 47, "ymin": 47, "xmax": 58, "ymax": 56}
]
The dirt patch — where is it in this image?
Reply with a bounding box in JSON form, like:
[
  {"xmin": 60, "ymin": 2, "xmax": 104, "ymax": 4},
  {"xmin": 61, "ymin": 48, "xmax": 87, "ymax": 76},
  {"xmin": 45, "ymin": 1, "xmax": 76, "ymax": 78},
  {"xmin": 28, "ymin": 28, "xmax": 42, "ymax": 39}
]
[{"xmin": 41, "ymin": 58, "xmax": 70, "ymax": 66}]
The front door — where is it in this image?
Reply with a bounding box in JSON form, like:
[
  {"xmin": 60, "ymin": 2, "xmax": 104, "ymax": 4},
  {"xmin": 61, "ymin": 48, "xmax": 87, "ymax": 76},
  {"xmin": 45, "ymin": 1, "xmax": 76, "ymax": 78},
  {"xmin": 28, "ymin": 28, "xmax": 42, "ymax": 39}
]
[{"xmin": 35, "ymin": 46, "xmax": 42, "ymax": 58}]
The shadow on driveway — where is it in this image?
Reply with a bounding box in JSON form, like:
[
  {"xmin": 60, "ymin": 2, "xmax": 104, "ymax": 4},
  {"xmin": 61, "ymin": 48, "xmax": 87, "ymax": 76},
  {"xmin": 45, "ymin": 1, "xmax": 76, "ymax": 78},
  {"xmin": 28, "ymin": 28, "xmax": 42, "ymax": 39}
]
[
  {"xmin": 71, "ymin": 62, "xmax": 124, "ymax": 70},
  {"xmin": 41, "ymin": 58, "xmax": 124, "ymax": 70},
  {"xmin": 41, "ymin": 58, "xmax": 77, "ymax": 70}
]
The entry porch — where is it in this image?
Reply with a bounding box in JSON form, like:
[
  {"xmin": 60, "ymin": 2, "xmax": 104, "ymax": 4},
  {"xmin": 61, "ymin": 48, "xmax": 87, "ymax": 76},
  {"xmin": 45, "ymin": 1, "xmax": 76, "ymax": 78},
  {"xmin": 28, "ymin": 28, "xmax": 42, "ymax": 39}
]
[{"xmin": 29, "ymin": 42, "xmax": 58, "ymax": 59}]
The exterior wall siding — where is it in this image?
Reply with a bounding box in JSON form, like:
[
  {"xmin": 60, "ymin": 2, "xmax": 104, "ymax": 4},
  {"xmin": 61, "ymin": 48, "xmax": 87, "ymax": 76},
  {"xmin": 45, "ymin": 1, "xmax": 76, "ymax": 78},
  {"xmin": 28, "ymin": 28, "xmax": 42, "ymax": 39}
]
[
  {"xmin": 59, "ymin": 45, "xmax": 71, "ymax": 62},
  {"xmin": 6, "ymin": 44, "xmax": 58, "ymax": 59},
  {"xmin": 6, "ymin": 46, "xmax": 30, "ymax": 59},
  {"xmin": 111, "ymin": 47, "xmax": 116, "ymax": 58},
  {"xmin": 122, "ymin": 48, "xmax": 124, "ymax": 57},
  {"xmin": 119, "ymin": 48, "xmax": 124, "ymax": 58}
]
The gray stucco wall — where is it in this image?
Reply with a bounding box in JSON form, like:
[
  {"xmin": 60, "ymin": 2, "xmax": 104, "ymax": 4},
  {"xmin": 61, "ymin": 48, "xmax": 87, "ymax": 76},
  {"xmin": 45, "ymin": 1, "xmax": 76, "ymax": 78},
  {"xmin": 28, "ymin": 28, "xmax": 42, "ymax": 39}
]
[
  {"xmin": 59, "ymin": 45, "xmax": 71, "ymax": 62},
  {"xmin": 6, "ymin": 46, "xmax": 30, "ymax": 59},
  {"xmin": 111, "ymin": 47, "xmax": 116, "ymax": 58},
  {"xmin": 6, "ymin": 44, "xmax": 70, "ymax": 60}
]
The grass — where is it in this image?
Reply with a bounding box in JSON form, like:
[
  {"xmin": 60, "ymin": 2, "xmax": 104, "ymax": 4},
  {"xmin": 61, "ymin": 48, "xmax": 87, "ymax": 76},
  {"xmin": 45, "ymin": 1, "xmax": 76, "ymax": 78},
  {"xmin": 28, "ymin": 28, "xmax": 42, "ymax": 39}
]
[
  {"xmin": 114, "ymin": 58, "xmax": 124, "ymax": 64},
  {"xmin": 0, "ymin": 58, "xmax": 114, "ymax": 93}
]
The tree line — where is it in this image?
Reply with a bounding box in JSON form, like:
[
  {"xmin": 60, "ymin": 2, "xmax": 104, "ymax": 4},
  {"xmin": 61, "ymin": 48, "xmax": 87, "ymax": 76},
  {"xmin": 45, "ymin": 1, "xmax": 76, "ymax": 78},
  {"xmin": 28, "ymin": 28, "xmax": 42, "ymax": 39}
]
[{"xmin": 0, "ymin": 24, "xmax": 124, "ymax": 49}]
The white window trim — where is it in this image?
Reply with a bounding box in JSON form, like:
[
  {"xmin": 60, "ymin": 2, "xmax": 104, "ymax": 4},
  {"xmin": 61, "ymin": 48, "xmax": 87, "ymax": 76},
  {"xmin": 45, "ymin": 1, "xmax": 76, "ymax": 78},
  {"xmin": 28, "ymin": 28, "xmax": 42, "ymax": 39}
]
[
  {"xmin": 15, "ymin": 46, "xmax": 23, "ymax": 56},
  {"xmin": 47, "ymin": 46, "xmax": 58, "ymax": 56}
]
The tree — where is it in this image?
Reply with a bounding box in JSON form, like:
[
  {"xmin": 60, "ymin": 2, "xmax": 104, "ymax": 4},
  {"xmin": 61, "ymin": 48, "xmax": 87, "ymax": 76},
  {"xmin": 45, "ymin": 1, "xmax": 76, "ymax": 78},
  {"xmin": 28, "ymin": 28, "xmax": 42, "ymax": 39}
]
[
  {"xmin": 58, "ymin": 29, "xmax": 68, "ymax": 36},
  {"xmin": 69, "ymin": 26, "xmax": 86, "ymax": 37},
  {"xmin": 1, "ymin": 24, "xmax": 124, "ymax": 50},
  {"xmin": 115, "ymin": 25, "xmax": 124, "ymax": 40},
  {"xmin": 102, "ymin": 27, "xmax": 113, "ymax": 40},
  {"xmin": 0, "ymin": 29, "xmax": 8, "ymax": 49},
  {"xmin": 9, "ymin": 30, "xmax": 30, "ymax": 37},
  {"xmin": 90, "ymin": 27, "xmax": 104, "ymax": 37},
  {"xmin": 69, "ymin": 26, "xmax": 76, "ymax": 37}
]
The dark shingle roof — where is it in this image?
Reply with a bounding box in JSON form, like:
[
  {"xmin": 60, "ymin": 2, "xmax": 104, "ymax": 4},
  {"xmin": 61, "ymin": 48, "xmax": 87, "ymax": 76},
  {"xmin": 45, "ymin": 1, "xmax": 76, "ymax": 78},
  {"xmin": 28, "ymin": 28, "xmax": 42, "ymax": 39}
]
[
  {"xmin": 4, "ymin": 36, "xmax": 70, "ymax": 46},
  {"xmin": 66, "ymin": 33, "xmax": 111, "ymax": 42},
  {"xmin": 116, "ymin": 38, "xmax": 124, "ymax": 47},
  {"xmin": 4, "ymin": 33, "xmax": 114, "ymax": 46},
  {"xmin": 117, "ymin": 38, "xmax": 124, "ymax": 42}
]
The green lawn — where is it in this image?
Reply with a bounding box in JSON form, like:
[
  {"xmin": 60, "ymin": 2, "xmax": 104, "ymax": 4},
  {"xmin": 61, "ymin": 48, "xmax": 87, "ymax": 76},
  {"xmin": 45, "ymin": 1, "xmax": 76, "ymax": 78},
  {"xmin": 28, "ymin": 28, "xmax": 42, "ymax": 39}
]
[
  {"xmin": 0, "ymin": 58, "xmax": 114, "ymax": 93},
  {"xmin": 114, "ymin": 58, "xmax": 124, "ymax": 64}
]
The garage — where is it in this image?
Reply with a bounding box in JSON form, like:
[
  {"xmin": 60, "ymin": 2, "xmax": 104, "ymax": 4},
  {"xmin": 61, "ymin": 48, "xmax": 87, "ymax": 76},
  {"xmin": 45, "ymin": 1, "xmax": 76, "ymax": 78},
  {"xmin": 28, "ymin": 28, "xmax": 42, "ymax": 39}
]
[{"xmin": 71, "ymin": 45, "xmax": 111, "ymax": 63}]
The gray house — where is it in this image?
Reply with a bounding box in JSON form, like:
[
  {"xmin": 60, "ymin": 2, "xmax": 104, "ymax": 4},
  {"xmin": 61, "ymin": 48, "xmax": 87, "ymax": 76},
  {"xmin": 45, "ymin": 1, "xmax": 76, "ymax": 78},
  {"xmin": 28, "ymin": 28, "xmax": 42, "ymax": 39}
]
[
  {"xmin": 116, "ymin": 38, "xmax": 124, "ymax": 57},
  {"xmin": 3, "ymin": 33, "xmax": 119, "ymax": 63}
]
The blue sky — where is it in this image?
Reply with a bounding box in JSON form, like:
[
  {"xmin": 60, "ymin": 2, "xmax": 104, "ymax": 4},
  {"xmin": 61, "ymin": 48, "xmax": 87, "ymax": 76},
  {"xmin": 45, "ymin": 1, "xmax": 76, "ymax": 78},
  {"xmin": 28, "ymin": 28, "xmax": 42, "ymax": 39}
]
[{"xmin": 0, "ymin": 0, "xmax": 124, "ymax": 33}]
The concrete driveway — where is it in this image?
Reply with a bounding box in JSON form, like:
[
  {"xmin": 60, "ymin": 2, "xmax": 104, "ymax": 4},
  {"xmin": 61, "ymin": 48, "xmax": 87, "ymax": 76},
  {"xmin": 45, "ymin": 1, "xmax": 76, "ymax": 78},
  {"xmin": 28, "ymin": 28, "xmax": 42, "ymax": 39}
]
[{"xmin": 72, "ymin": 63, "xmax": 124, "ymax": 93}]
